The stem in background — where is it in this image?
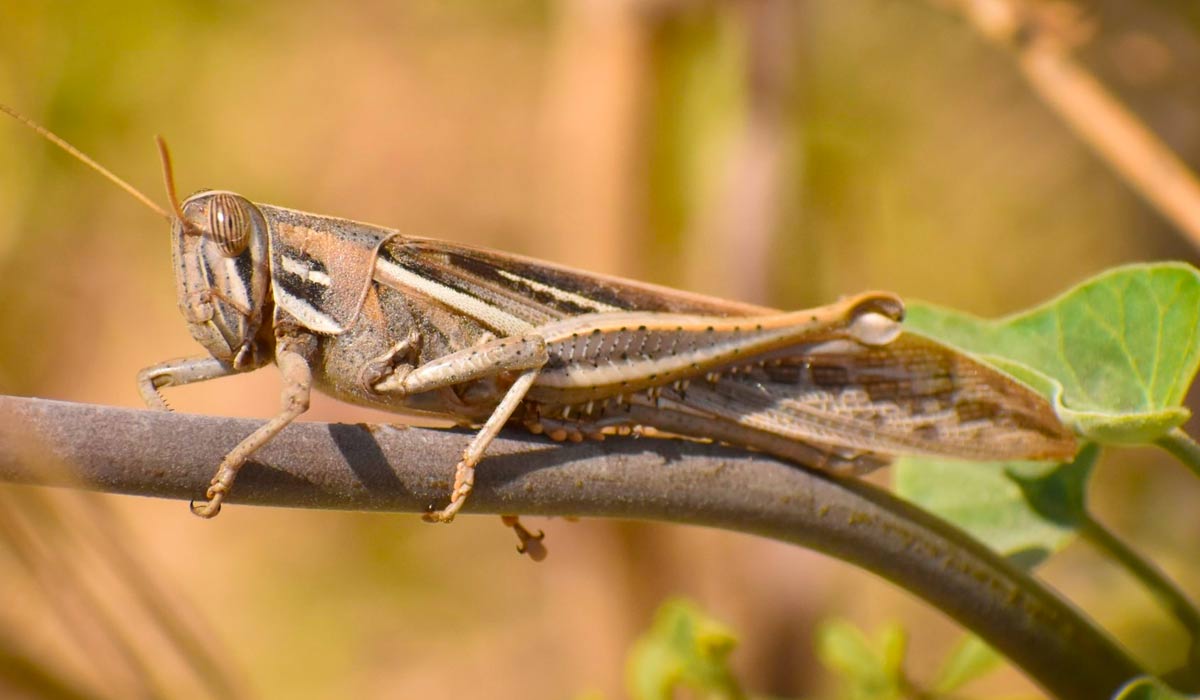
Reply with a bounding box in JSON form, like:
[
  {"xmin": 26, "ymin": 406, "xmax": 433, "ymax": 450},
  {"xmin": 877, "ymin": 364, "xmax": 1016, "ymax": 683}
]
[
  {"xmin": 936, "ymin": 0, "xmax": 1200, "ymax": 250},
  {"xmin": 0, "ymin": 395, "xmax": 1143, "ymax": 700},
  {"xmin": 0, "ymin": 634, "xmax": 103, "ymax": 700},
  {"xmin": 1156, "ymin": 428, "xmax": 1200, "ymax": 481},
  {"xmin": 1079, "ymin": 513, "xmax": 1200, "ymax": 687}
]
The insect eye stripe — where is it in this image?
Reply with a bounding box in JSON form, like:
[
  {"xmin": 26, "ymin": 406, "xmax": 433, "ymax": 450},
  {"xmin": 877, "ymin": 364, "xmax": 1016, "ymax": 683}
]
[
  {"xmin": 197, "ymin": 243, "xmax": 250, "ymax": 308},
  {"xmin": 233, "ymin": 245, "xmax": 257, "ymax": 291}
]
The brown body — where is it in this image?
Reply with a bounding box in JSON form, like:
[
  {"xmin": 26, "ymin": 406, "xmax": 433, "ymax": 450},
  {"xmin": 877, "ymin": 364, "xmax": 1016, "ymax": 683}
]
[
  {"xmin": 144, "ymin": 195, "xmax": 1078, "ymax": 527},
  {"xmin": 275, "ymin": 207, "xmax": 1073, "ymax": 480}
]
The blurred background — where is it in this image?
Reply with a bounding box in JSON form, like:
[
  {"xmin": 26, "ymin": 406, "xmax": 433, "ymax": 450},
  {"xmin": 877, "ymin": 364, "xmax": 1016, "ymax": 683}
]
[{"xmin": 0, "ymin": 0, "xmax": 1198, "ymax": 697}]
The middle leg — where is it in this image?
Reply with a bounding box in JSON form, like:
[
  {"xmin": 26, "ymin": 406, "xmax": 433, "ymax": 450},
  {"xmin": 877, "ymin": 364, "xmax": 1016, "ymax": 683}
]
[{"xmin": 371, "ymin": 333, "xmax": 550, "ymax": 522}]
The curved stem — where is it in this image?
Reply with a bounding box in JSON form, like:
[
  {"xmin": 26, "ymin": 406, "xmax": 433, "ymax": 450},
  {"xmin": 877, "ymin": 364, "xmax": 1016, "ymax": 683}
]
[
  {"xmin": 0, "ymin": 395, "xmax": 1142, "ymax": 700},
  {"xmin": 1155, "ymin": 428, "xmax": 1200, "ymax": 481},
  {"xmin": 1080, "ymin": 512, "xmax": 1200, "ymax": 687},
  {"xmin": 935, "ymin": 0, "xmax": 1200, "ymax": 249}
]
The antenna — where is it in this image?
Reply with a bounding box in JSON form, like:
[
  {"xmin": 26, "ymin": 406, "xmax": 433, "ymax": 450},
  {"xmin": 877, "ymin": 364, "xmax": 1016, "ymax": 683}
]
[
  {"xmin": 0, "ymin": 102, "xmax": 171, "ymax": 220},
  {"xmin": 155, "ymin": 135, "xmax": 195, "ymax": 233}
]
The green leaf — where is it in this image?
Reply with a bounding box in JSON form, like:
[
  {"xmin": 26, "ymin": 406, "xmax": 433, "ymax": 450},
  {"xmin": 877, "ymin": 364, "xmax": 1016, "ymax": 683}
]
[
  {"xmin": 1007, "ymin": 444, "xmax": 1095, "ymax": 526},
  {"xmin": 895, "ymin": 444, "xmax": 1099, "ymax": 566},
  {"xmin": 1114, "ymin": 676, "xmax": 1199, "ymax": 700},
  {"xmin": 816, "ymin": 619, "xmax": 884, "ymax": 681},
  {"xmin": 897, "ymin": 263, "xmax": 1200, "ymax": 565},
  {"xmin": 905, "ymin": 262, "xmax": 1200, "ymax": 444},
  {"xmin": 815, "ymin": 620, "xmax": 903, "ymax": 700},
  {"xmin": 626, "ymin": 599, "xmax": 744, "ymax": 700},
  {"xmin": 876, "ymin": 624, "xmax": 907, "ymax": 679},
  {"xmin": 931, "ymin": 635, "xmax": 1002, "ymax": 693}
]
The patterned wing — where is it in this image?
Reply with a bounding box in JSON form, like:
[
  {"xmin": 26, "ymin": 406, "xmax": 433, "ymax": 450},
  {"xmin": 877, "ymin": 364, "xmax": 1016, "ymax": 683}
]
[
  {"xmin": 374, "ymin": 236, "xmax": 772, "ymax": 333},
  {"xmin": 667, "ymin": 332, "xmax": 1076, "ymax": 463}
]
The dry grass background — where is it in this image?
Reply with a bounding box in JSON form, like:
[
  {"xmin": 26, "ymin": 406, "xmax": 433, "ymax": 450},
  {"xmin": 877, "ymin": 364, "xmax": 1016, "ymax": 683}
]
[{"xmin": 0, "ymin": 1, "xmax": 1198, "ymax": 697}]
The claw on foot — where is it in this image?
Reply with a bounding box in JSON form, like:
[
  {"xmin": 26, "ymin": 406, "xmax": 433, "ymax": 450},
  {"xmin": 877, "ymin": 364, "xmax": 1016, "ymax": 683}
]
[
  {"xmin": 189, "ymin": 490, "xmax": 224, "ymax": 518},
  {"xmin": 423, "ymin": 462, "xmax": 475, "ymax": 523},
  {"xmin": 501, "ymin": 515, "xmax": 547, "ymax": 561},
  {"xmin": 422, "ymin": 498, "xmax": 463, "ymax": 524}
]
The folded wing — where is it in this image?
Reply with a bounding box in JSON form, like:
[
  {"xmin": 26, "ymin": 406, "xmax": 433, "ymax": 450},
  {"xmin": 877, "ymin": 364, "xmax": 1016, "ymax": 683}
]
[{"xmin": 652, "ymin": 333, "xmax": 1076, "ymax": 469}]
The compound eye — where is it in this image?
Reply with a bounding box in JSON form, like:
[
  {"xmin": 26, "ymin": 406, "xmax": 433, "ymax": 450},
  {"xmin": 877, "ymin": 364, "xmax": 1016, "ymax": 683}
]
[{"xmin": 207, "ymin": 192, "xmax": 253, "ymax": 257}]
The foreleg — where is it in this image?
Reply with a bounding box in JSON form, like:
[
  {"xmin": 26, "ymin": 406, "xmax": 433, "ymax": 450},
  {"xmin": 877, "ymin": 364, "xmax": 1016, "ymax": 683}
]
[
  {"xmin": 137, "ymin": 356, "xmax": 238, "ymax": 411},
  {"xmin": 190, "ymin": 334, "xmax": 315, "ymax": 518}
]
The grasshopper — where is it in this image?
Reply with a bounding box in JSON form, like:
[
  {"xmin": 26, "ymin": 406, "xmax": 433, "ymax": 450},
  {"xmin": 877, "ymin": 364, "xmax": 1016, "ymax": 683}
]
[{"xmin": 3, "ymin": 105, "xmax": 1076, "ymax": 553}]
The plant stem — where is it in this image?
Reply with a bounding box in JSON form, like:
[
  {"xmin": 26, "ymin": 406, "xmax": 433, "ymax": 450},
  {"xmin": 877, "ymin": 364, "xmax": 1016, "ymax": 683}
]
[
  {"xmin": 1155, "ymin": 428, "xmax": 1200, "ymax": 481},
  {"xmin": 1079, "ymin": 512, "xmax": 1200, "ymax": 686},
  {"xmin": 935, "ymin": 0, "xmax": 1200, "ymax": 250},
  {"xmin": 0, "ymin": 395, "xmax": 1144, "ymax": 700}
]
